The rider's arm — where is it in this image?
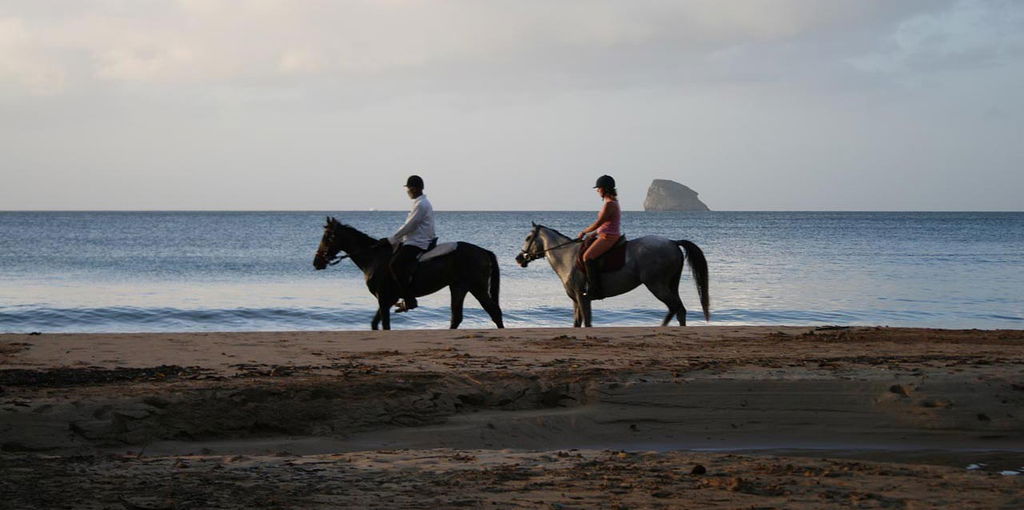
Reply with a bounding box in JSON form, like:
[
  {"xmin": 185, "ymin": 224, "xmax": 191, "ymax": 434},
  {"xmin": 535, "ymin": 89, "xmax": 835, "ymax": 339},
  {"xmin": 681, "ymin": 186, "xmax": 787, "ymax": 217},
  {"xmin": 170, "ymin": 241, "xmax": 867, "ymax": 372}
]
[
  {"xmin": 578, "ymin": 202, "xmax": 612, "ymax": 238},
  {"xmin": 389, "ymin": 201, "xmax": 427, "ymax": 245}
]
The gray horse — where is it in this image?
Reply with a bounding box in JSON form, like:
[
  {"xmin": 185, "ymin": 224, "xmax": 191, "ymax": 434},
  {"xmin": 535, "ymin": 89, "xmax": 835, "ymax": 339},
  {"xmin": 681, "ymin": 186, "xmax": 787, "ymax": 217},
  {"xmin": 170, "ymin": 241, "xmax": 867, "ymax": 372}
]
[{"xmin": 515, "ymin": 223, "xmax": 709, "ymax": 327}]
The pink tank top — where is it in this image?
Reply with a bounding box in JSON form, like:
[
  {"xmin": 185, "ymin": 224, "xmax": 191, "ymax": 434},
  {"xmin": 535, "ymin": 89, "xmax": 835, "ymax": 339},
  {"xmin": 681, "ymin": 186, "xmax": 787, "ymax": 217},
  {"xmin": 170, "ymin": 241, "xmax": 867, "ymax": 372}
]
[{"xmin": 596, "ymin": 199, "xmax": 621, "ymax": 236}]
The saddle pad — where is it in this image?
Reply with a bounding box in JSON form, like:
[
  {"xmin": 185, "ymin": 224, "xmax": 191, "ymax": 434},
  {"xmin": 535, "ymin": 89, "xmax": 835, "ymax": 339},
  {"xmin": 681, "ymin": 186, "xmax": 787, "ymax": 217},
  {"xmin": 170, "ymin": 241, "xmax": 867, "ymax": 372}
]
[
  {"xmin": 576, "ymin": 237, "xmax": 628, "ymax": 273},
  {"xmin": 418, "ymin": 242, "xmax": 458, "ymax": 262}
]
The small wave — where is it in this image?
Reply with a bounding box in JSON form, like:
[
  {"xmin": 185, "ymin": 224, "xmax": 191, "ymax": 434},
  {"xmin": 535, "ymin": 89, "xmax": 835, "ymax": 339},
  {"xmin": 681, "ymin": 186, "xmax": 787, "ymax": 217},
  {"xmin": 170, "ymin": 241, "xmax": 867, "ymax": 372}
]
[
  {"xmin": 982, "ymin": 314, "xmax": 1024, "ymax": 322},
  {"xmin": 3, "ymin": 304, "xmax": 1023, "ymax": 333},
  {"xmin": 0, "ymin": 306, "xmax": 371, "ymax": 333}
]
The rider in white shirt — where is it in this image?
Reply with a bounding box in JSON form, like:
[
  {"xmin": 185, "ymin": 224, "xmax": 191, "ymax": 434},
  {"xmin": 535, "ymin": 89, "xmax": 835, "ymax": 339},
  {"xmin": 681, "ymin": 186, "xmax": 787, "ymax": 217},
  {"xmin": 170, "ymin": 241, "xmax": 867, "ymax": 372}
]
[{"xmin": 388, "ymin": 175, "xmax": 435, "ymax": 311}]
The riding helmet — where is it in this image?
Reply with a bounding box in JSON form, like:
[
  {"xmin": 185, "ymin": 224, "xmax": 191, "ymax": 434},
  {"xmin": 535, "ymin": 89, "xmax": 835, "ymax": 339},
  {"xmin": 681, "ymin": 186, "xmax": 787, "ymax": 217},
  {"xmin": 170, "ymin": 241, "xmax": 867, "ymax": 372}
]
[
  {"xmin": 594, "ymin": 175, "xmax": 615, "ymax": 189},
  {"xmin": 405, "ymin": 175, "xmax": 424, "ymax": 189}
]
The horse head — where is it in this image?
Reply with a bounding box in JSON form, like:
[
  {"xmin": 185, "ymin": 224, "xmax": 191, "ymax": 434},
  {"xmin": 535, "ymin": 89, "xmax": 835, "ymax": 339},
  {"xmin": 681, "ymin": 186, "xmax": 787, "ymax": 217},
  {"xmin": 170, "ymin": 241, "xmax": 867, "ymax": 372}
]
[
  {"xmin": 313, "ymin": 216, "xmax": 342, "ymax": 270},
  {"xmin": 515, "ymin": 222, "xmax": 544, "ymax": 267}
]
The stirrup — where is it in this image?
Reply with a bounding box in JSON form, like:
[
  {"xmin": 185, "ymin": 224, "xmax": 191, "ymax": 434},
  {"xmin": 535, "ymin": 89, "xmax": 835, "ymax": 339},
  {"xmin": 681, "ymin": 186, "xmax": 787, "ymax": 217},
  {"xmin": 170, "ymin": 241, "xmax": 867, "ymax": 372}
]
[
  {"xmin": 394, "ymin": 299, "xmax": 417, "ymax": 313},
  {"xmin": 582, "ymin": 278, "xmax": 603, "ymax": 300}
]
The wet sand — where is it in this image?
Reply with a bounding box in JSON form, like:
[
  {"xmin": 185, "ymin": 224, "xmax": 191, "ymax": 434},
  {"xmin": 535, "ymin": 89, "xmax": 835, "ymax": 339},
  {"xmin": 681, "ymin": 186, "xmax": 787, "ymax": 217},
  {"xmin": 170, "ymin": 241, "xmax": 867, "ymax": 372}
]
[{"xmin": 2, "ymin": 326, "xmax": 1023, "ymax": 508}]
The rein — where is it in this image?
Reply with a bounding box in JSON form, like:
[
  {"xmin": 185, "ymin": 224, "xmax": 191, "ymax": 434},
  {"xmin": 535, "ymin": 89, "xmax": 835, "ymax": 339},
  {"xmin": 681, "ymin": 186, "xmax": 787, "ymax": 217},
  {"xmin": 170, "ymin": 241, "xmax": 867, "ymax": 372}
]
[
  {"xmin": 325, "ymin": 253, "xmax": 347, "ymax": 266},
  {"xmin": 540, "ymin": 238, "xmax": 583, "ymax": 252},
  {"xmin": 323, "ymin": 242, "xmax": 380, "ymax": 265}
]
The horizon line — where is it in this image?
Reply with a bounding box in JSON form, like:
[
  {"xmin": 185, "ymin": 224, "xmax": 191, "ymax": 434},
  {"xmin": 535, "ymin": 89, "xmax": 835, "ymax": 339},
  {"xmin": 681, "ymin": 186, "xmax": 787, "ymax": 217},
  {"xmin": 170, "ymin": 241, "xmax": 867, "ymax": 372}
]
[{"xmin": 2, "ymin": 209, "xmax": 1022, "ymax": 213}]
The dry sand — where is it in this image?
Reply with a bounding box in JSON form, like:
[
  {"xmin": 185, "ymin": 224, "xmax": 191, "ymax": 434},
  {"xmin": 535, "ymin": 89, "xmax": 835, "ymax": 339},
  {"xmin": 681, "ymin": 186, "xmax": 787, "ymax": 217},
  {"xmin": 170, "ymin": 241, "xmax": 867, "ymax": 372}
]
[{"xmin": 2, "ymin": 326, "xmax": 1022, "ymax": 508}]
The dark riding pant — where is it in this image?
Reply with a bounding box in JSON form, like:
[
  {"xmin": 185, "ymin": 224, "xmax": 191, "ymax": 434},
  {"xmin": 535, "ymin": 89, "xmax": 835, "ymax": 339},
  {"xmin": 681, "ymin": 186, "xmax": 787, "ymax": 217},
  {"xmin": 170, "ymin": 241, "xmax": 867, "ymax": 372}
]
[
  {"xmin": 582, "ymin": 234, "xmax": 620, "ymax": 300},
  {"xmin": 390, "ymin": 244, "xmax": 424, "ymax": 306}
]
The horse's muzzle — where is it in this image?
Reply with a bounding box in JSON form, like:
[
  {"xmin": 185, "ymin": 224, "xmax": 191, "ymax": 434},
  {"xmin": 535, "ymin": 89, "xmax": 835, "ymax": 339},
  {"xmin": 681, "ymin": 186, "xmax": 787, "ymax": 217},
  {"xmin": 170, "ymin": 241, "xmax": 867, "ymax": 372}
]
[
  {"xmin": 515, "ymin": 252, "xmax": 531, "ymax": 268},
  {"xmin": 313, "ymin": 255, "xmax": 327, "ymax": 270}
]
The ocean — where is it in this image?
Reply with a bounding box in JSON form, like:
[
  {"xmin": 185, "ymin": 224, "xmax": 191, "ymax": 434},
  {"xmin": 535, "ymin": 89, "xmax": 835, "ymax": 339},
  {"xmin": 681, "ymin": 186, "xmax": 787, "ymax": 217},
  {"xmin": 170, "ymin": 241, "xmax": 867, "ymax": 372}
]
[{"xmin": 0, "ymin": 211, "xmax": 1021, "ymax": 332}]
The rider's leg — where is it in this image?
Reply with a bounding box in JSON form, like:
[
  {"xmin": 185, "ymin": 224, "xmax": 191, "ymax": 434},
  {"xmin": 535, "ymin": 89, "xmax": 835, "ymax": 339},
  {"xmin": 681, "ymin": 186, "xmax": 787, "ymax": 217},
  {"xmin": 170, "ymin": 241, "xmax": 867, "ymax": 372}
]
[
  {"xmin": 582, "ymin": 235, "xmax": 618, "ymax": 300},
  {"xmin": 390, "ymin": 244, "xmax": 423, "ymax": 310},
  {"xmin": 584, "ymin": 259, "xmax": 602, "ymax": 299}
]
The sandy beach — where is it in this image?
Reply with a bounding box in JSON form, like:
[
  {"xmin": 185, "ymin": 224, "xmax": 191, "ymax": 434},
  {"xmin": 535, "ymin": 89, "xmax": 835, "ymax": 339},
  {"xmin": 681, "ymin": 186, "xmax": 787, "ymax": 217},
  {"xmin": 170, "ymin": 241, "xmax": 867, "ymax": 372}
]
[{"xmin": 2, "ymin": 326, "xmax": 1023, "ymax": 508}]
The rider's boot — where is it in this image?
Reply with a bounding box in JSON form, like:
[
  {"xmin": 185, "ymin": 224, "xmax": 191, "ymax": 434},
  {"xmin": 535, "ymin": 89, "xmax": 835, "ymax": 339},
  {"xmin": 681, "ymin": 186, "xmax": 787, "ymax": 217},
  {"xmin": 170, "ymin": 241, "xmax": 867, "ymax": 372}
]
[
  {"xmin": 393, "ymin": 256, "xmax": 419, "ymax": 313},
  {"xmin": 584, "ymin": 260, "xmax": 603, "ymax": 300},
  {"xmin": 403, "ymin": 295, "xmax": 418, "ymax": 311},
  {"xmin": 395, "ymin": 289, "xmax": 418, "ymax": 313},
  {"xmin": 402, "ymin": 266, "xmax": 418, "ymax": 311},
  {"xmin": 396, "ymin": 273, "xmax": 418, "ymax": 312}
]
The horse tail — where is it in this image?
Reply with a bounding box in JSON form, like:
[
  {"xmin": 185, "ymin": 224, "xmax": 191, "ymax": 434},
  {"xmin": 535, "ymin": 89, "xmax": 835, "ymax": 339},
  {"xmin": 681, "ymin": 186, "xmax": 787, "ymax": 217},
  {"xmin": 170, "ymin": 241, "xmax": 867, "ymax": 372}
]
[
  {"xmin": 676, "ymin": 240, "xmax": 710, "ymax": 321},
  {"xmin": 487, "ymin": 249, "xmax": 500, "ymax": 304}
]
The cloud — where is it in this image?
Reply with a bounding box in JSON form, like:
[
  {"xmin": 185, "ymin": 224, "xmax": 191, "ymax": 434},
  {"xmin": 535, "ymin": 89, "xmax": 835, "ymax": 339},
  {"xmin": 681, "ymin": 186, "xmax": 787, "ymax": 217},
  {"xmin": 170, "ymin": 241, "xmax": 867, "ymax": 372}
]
[
  {"xmin": 278, "ymin": 48, "xmax": 327, "ymax": 75},
  {"xmin": 94, "ymin": 45, "xmax": 195, "ymax": 82},
  {"xmin": 851, "ymin": 0, "xmax": 1024, "ymax": 74},
  {"xmin": 0, "ymin": 17, "xmax": 66, "ymax": 94},
  {"xmin": 0, "ymin": 0, "xmax": 954, "ymax": 95}
]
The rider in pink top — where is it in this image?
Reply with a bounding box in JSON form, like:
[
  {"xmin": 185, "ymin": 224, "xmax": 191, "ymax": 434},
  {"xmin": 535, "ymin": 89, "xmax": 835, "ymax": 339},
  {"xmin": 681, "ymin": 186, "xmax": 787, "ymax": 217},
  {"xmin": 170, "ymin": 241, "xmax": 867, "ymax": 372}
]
[
  {"xmin": 577, "ymin": 174, "xmax": 622, "ymax": 299},
  {"xmin": 595, "ymin": 200, "xmax": 621, "ymax": 236}
]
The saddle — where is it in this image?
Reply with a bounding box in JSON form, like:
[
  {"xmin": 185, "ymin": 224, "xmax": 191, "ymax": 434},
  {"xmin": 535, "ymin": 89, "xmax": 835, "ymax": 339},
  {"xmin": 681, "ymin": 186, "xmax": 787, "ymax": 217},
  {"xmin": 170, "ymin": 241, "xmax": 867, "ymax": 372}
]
[
  {"xmin": 388, "ymin": 238, "xmax": 456, "ymax": 268},
  {"xmin": 417, "ymin": 239, "xmax": 458, "ymax": 262},
  {"xmin": 575, "ymin": 236, "xmax": 627, "ymax": 274}
]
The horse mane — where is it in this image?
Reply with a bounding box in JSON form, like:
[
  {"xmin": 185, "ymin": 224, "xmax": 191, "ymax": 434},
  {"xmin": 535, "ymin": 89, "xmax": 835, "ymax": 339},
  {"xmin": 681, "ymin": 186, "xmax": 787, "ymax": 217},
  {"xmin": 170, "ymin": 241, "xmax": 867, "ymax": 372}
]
[
  {"xmin": 331, "ymin": 219, "xmax": 378, "ymax": 246},
  {"xmin": 536, "ymin": 224, "xmax": 570, "ymax": 240}
]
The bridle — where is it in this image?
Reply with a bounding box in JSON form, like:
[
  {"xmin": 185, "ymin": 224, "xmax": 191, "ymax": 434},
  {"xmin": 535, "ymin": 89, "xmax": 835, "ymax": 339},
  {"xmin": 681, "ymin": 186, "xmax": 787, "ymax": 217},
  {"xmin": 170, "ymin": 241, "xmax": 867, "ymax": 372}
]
[
  {"xmin": 518, "ymin": 225, "xmax": 581, "ymax": 263},
  {"xmin": 316, "ymin": 225, "xmax": 347, "ymax": 266},
  {"xmin": 317, "ymin": 223, "xmax": 376, "ymax": 266}
]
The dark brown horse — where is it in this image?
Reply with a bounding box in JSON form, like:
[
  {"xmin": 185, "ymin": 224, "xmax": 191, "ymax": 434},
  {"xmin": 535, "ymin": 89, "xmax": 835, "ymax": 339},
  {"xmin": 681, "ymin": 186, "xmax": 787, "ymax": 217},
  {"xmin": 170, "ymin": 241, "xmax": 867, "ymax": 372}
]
[{"xmin": 313, "ymin": 217, "xmax": 503, "ymax": 330}]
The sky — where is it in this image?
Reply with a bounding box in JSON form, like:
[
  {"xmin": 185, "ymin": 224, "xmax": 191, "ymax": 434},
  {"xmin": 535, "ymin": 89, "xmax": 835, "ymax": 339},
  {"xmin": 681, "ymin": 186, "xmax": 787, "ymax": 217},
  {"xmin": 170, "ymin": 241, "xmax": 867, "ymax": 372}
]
[{"xmin": 1, "ymin": 0, "xmax": 1022, "ymax": 211}]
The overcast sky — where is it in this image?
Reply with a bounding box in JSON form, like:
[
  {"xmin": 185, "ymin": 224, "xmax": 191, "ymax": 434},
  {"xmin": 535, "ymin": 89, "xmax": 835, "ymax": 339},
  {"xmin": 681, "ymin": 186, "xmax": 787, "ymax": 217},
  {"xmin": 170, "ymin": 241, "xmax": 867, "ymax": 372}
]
[{"xmin": 2, "ymin": 0, "xmax": 1022, "ymax": 211}]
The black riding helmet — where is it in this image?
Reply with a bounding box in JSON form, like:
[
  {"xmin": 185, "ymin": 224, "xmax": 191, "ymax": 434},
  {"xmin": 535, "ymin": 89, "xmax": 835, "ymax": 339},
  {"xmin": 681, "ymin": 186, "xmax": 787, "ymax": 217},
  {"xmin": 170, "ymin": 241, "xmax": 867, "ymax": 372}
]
[
  {"xmin": 593, "ymin": 175, "xmax": 615, "ymax": 189},
  {"xmin": 405, "ymin": 175, "xmax": 424, "ymax": 189}
]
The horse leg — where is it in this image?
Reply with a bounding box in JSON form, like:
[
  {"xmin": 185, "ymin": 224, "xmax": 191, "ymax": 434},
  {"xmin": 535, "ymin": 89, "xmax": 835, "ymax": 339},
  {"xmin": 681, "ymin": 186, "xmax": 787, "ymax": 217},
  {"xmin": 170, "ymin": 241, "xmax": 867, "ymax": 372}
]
[
  {"xmin": 572, "ymin": 298, "xmax": 582, "ymax": 327},
  {"xmin": 371, "ymin": 310, "xmax": 382, "ymax": 330},
  {"xmin": 580, "ymin": 296, "xmax": 593, "ymax": 327},
  {"xmin": 645, "ymin": 282, "xmax": 684, "ymax": 327},
  {"xmin": 676, "ymin": 303, "xmax": 688, "ymax": 326},
  {"xmin": 377, "ymin": 299, "xmax": 392, "ymax": 330},
  {"xmin": 469, "ymin": 287, "xmax": 504, "ymax": 329},
  {"xmin": 450, "ymin": 285, "xmax": 468, "ymax": 329}
]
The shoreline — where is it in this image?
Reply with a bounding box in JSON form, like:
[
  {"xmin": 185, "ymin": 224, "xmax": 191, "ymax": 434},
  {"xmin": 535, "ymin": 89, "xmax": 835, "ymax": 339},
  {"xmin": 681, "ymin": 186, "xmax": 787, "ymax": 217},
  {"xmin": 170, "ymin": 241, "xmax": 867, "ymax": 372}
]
[{"xmin": 3, "ymin": 326, "xmax": 1023, "ymax": 507}]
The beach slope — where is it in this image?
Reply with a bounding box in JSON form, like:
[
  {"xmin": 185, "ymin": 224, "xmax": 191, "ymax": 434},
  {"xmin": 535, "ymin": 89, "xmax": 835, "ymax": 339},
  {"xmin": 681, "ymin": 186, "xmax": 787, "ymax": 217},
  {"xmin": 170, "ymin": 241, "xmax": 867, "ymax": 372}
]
[{"xmin": 2, "ymin": 326, "xmax": 1022, "ymax": 508}]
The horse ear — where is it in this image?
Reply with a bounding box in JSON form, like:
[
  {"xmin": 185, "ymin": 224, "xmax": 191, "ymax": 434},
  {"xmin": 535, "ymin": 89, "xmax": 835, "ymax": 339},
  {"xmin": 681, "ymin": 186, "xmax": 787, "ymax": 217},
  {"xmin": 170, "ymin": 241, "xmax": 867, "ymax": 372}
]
[{"xmin": 531, "ymin": 221, "xmax": 536, "ymax": 227}]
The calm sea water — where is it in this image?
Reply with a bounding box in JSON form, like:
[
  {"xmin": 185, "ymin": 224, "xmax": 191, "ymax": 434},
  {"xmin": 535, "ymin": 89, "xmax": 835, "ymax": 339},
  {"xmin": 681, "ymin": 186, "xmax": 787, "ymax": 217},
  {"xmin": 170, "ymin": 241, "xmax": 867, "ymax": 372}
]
[{"xmin": 0, "ymin": 211, "xmax": 1021, "ymax": 332}]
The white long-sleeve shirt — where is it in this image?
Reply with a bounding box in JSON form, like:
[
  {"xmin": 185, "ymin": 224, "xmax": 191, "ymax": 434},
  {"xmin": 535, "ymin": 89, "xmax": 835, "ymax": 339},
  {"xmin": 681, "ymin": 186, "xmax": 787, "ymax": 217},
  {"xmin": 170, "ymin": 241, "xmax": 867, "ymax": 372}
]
[{"xmin": 389, "ymin": 194, "xmax": 436, "ymax": 249}]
